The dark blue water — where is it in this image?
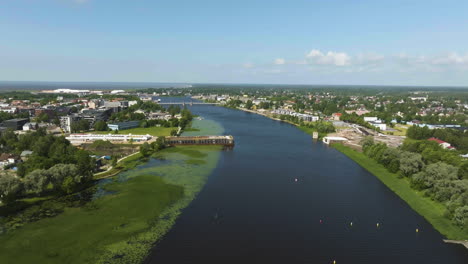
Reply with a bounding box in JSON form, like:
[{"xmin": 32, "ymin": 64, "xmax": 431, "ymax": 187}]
[{"xmin": 146, "ymin": 99, "xmax": 468, "ymax": 263}]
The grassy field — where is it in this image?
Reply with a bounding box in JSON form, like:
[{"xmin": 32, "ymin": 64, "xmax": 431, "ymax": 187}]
[
  {"xmin": 383, "ymin": 126, "xmax": 407, "ymax": 136},
  {"xmin": 0, "ymin": 146, "xmax": 222, "ymax": 264},
  {"xmin": 332, "ymin": 143, "xmax": 468, "ymax": 240},
  {"xmin": 93, "ymin": 126, "xmax": 174, "ymax": 137},
  {"xmin": 297, "ymin": 126, "xmax": 327, "ymax": 139}
]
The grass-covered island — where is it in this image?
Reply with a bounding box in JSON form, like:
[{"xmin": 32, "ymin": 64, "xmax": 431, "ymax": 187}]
[{"xmin": 332, "ymin": 143, "xmax": 468, "ymax": 240}]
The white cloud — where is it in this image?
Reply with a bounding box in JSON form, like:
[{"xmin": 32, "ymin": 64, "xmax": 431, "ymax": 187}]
[
  {"xmin": 431, "ymin": 52, "xmax": 468, "ymax": 65},
  {"xmin": 73, "ymin": 0, "xmax": 90, "ymax": 4},
  {"xmin": 394, "ymin": 53, "xmax": 426, "ymax": 66},
  {"xmin": 306, "ymin": 49, "xmax": 351, "ymax": 66},
  {"xmin": 263, "ymin": 69, "xmax": 283, "ymax": 74},
  {"xmin": 274, "ymin": 58, "xmax": 285, "ymax": 65},
  {"xmin": 354, "ymin": 52, "xmax": 385, "ymax": 65}
]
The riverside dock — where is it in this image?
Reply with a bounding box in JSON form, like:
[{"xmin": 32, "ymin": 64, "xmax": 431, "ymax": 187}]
[{"xmin": 166, "ymin": 135, "xmax": 234, "ymax": 146}]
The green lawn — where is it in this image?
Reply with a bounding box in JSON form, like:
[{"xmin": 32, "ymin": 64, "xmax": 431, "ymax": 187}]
[
  {"xmin": 332, "ymin": 143, "xmax": 468, "ymax": 240},
  {"xmin": 93, "ymin": 126, "xmax": 174, "ymax": 137}
]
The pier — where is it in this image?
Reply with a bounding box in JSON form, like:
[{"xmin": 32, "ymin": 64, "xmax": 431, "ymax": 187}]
[{"xmin": 166, "ymin": 135, "xmax": 234, "ymax": 146}]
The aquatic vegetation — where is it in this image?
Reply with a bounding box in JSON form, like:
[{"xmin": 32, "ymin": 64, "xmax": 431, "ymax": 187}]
[
  {"xmin": 0, "ymin": 118, "xmax": 225, "ymax": 264},
  {"xmin": 186, "ymin": 159, "xmax": 206, "ymax": 165}
]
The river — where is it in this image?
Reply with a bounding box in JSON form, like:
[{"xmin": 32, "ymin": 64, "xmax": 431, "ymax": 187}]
[{"xmin": 145, "ymin": 98, "xmax": 468, "ymax": 264}]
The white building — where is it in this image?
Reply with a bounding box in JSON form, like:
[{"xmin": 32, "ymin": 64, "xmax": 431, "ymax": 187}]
[
  {"xmin": 323, "ymin": 136, "xmax": 348, "ymax": 145},
  {"xmin": 0, "ymin": 107, "xmax": 17, "ymax": 114},
  {"xmin": 369, "ymin": 122, "xmax": 387, "ymax": 131},
  {"xmin": 66, "ymin": 133, "xmax": 153, "ymax": 143},
  {"xmin": 410, "ymin": 96, "xmax": 427, "ymax": 102},
  {"xmin": 110, "ymin": 90, "xmax": 126, "ymax": 94},
  {"xmin": 60, "ymin": 115, "xmax": 81, "ymax": 133},
  {"xmin": 364, "ymin": 117, "xmax": 379, "ymax": 122},
  {"xmin": 22, "ymin": 122, "xmax": 38, "ymax": 131},
  {"xmin": 271, "ymin": 109, "xmax": 319, "ymax": 122}
]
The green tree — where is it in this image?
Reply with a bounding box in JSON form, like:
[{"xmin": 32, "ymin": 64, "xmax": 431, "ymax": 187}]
[
  {"xmin": 48, "ymin": 164, "xmax": 80, "ymax": 193},
  {"xmin": 399, "ymin": 151, "xmax": 424, "ymax": 177},
  {"xmin": 245, "ymin": 100, "xmax": 253, "ymax": 110},
  {"xmin": 360, "ymin": 136, "xmax": 374, "ymax": 150},
  {"xmin": 36, "ymin": 112, "xmax": 50, "ymax": 123},
  {"xmin": 75, "ymin": 150, "xmax": 95, "ymax": 180},
  {"xmin": 24, "ymin": 169, "xmax": 50, "ymax": 195},
  {"xmin": 139, "ymin": 142, "xmax": 152, "ymax": 157},
  {"xmin": 152, "ymin": 136, "xmax": 166, "ymax": 151},
  {"xmin": 94, "ymin": 120, "xmax": 108, "ymax": 131},
  {"xmin": 0, "ymin": 174, "xmax": 24, "ymax": 204},
  {"xmin": 111, "ymin": 156, "xmax": 118, "ymax": 167},
  {"xmin": 411, "ymin": 162, "xmax": 458, "ymax": 190},
  {"xmin": 453, "ymin": 206, "xmax": 468, "ymax": 228}
]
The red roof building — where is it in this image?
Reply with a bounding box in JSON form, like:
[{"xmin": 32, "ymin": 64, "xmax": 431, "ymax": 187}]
[{"xmin": 428, "ymin": 137, "xmax": 455, "ymax": 150}]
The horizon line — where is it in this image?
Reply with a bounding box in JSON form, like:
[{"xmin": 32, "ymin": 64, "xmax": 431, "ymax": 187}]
[{"xmin": 0, "ymin": 80, "xmax": 467, "ymax": 89}]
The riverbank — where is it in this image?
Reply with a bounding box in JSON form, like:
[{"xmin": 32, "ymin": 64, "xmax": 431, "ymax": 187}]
[
  {"xmin": 332, "ymin": 143, "xmax": 468, "ymax": 241},
  {"xmin": 235, "ymin": 107, "xmax": 324, "ymax": 137}
]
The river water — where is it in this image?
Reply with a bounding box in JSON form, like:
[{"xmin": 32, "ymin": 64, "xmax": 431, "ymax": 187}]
[{"xmin": 145, "ymin": 98, "xmax": 468, "ymax": 264}]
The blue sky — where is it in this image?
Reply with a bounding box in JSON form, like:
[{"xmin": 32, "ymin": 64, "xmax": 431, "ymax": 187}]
[{"xmin": 1, "ymin": 0, "xmax": 468, "ymax": 86}]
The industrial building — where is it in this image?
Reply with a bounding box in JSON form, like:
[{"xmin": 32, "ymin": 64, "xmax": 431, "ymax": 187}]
[
  {"xmin": 0, "ymin": 118, "xmax": 29, "ymax": 130},
  {"xmin": 107, "ymin": 121, "xmax": 140, "ymax": 131}
]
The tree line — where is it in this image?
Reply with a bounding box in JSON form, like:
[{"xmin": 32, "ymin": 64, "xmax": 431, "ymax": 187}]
[
  {"xmin": 407, "ymin": 125, "xmax": 468, "ymax": 152},
  {"xmin": 361, "ymin": 137, "xmax": 468, "ymax": 229}
]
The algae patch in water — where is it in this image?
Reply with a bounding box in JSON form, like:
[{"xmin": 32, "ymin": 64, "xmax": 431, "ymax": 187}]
[{"xmin": 0, "ymin": 146, "xmax": 221, "ymax": 264}]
